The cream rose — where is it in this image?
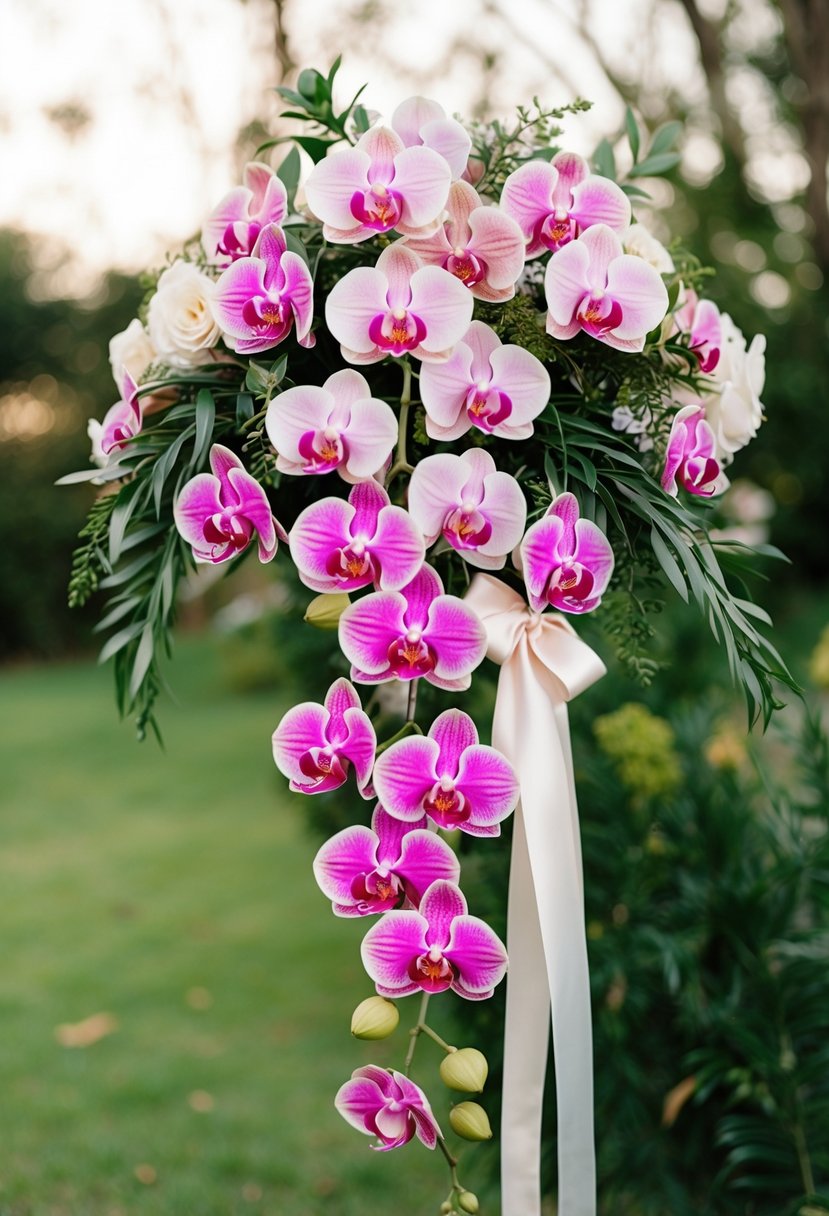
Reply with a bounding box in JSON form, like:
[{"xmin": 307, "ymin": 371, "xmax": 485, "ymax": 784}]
[
  {"xmin": 108, "ymin": 318, "xmax": 156, "ymax": 388},
  {"xmin": 700, "ymin": 312, "xmax": 765, "ymax": 462},
  {"xmin": 623, "ymin": 223, "xmax": 675, "ymax": 275},
  {"xmin": 147, "ymin": 260, "xmax": 221, "ymax": 367}
]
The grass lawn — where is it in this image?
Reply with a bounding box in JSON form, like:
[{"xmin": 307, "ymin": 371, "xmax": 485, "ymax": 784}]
[{"xmin": 0, "ymin": 635, "xmax": 477, "ymax": 1216}]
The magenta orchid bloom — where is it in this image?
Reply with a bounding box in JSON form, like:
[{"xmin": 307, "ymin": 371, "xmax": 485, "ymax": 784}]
[
  {"xmin": 545, "ymin": 224, "xmax": 669, "ymax": 353},
  {"xmin": 338, "ymin": 563, "xmax": 486, "ymax": 691},
  {"xmin": 361, "ymin": 879, "xmax": 508, "ymax": 1000},
  {"xmin": 201, "ymin": 162, "xmax": 288, "ymax": 266},
  {"xmin": 404, "ymin": 180, "xmax": 525, "ymax": 302},
  {"xmin": 325, "ymin": 243, "xmax": 473, "ymax": 365},
  {"xmin": 173, "ymin": 443, "xmax": 285, "ymax": 564},
  {"xmin": 100, "ymin": 369, "xmax": 142, "ymax": 455},
  {"xmin": 520, "ymin": 491, "xmax": 615, "ymax": 614},
  {"xmin": 391, "ymin": 96, "xmax": 471, "ymax": 180},
  {"xmin": 265, "ymin": 369, "xmax": 397, "ymax": 482},
  {"xmin": 211, "ymin": 224, "xmax": 314, "ymax": 354},
  {"xmin": 501, "ymin": 150, "xmax": 630, "ymax": 258},
  {"xmin": 271, "ymin": 677, "xmax": 376, "ymax": 796},
  {"xmin": 419, "ymin": 320, "xmax": 550, "ymax": 441},
  {"xmin": 372, "ymin": 709, "xmax": 519, "ymax": 837},
  {"xmin": 408, "ymin": 449, "xmax": 526, "ymax": 571},
  {"xmin": 662, "ymin": 404, "xmax": 722, "ymax": 497},
  {"xmin": 336, "ymin": 1065, "xmax": 441, "ymax": 1151},
  {"xmin": 304, "ymin": 125, "xmax": 450, "ymax": 244},
  {"xmin": 290, "ymin": 480, "xmax": 424, "ymax": 593},
  {"xmin": 674, "ymin": 290, "xmax": 722, "ymax": 373},
  {"xmin": 313, "ymin": 804, "xmax": 461, "ymax": 916}
]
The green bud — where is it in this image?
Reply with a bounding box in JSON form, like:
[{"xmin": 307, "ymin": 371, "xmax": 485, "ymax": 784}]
[
  {"xmin": 350, "ymin": 996, "xmax": 399, "ymax": 1040},
  {"xmin": 449, "ymin": 1101, "xmax": 493, "ymax": 1141},
  {"xmin": 304, "ymin": 592, "xmax": 350, "ymax": 630},
  {"xmin": 439, "ymin": 1203, "xmax": 453, "ymax": 1215},
  {"xmin": 458, "ymin": 1193, "xmax": 480, "ymax": 1214},
  {"xmin": 439, "ymin": 1047, "xmax": 488, "ymax": 1093}
]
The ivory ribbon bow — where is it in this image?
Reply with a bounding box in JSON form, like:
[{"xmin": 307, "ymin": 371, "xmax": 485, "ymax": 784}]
[{"xmin": 464, "ymin": 574, "xmax": 606, "ymax": 1216}]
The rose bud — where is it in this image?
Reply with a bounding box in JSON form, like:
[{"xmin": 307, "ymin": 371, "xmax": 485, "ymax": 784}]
[
  {"xmin": 439, "ymin": 1047, "xmax": 488, "ymax": 1093},
  {"xmin": 350, "ymin": 996, "xmax": 399, "ymax": 1040},
  {"xmin": 459, "ymin": 1193, "xmax": 480, "ymax": 1214},
  {"xmin": 449, "ymin": 1101, "xmax": 493, "ymax": 1141},
  {"xmin": 304, "ymin": 592, "xmax": 351, "ymax": 630}
]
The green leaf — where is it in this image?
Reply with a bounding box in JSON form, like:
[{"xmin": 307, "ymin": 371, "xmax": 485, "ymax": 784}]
[
  {"xmin": 97, "ymin": 620, "xmax": 144, "ymax": 664},
  {"xmin": 351, "ymin": 104, "xmax": 371, "ymax": 134},
  {"xmin": 108, "ymin": 478, "xmax": 147, "ymax": 566},
  {"xmin": 629, "ymin": 151, "xmax": 681, "ymax": 178},
  {"xmin": 283, "ymin": 229, "xmax": 310, "ymax": 266},
  {"xmin": 93, "ymin": 595, "xmax": 143, "ymax": 633},
  {"xmin": 297, "ymin": 68, "xmax": 325, "ymax": 103},
  {"xmin": 152, "ymin": 427, "xmax": 192, "ymax": 516},
  {"xmin": 56, "ymin": 463, "xmax": 131, "ymax": 485},
  {"xmin": 592, "ymin": 138, "xmax": 616, "ymax": 180},
  {"xmin": 129, "ymin": 624, "xmax": 156, "ymax": 701},
  {"xmin": 292, "ymin": 135, "xmax": 336, "ymax": 164},
  {"xmin": 190, "ymin": 389, "xmax": 215, "ymax": 472},
  {"xmin": 650, "ymin": 527, "xmax": 689, "ymax": 602},
  {"xmin": 649, "ymin": 119, "xmax": 682, "ymax": 157},
  {"xmin": 276, "ymin": 146, "xmax": 301, "ymax": 206},
  {"xmin": 98, "ymin": 549, "xmax": 157, "ymax": 590},
  {"xmin": 625, "ymin": 106, "xmax": 640, "ymax": 163},
  {"xmin": 236, "ymin": 392, "xmax": 255, "ymax": 426}
]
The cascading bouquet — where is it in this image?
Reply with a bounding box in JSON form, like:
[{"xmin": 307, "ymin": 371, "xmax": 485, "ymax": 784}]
[{"xmin": 63, "ymin": 59, "xmax": 792, "ymax": 1216}]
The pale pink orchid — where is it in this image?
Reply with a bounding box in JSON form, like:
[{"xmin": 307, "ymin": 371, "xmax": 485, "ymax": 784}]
[
  {"xmin": 501, "ymin": 150, "xmax": 630, "ymax": 258},
  {"xmin": 673, "ymin": 289, "xmax": 722, "ymax": 373},
  {"xmin": 338, "ymin": 563, "xmax": 486, "ymax": 691},
  {"xmin": 520, "ymin": 491, "xmax": 615, "ymax": 614},
  {"xmin": 545, "ymin": 224, "xmax": 669, "ymax": 352},
  {"xmin": 408, "ymin": 449, "xmax": 526, "ymax": 570},
  {"xmin": 211, "ymin": 224, "xmax": 314, "ymax": 354},
  {"xmin": 336, "ymin": 1066, "xmax": 441, "ymax": 1151},
  {"xmin": 201, "ymin": 162, "xmax": 288, "ymax": 266},
  {"xmin": 304, "ymin": 125, "xmax": 451, "ymax": 244},
  {"xmin": 391, "ymin": 95, "xmax": 472, "ymax": 180},
  {"xmin": 372, "ymin": 709, "xmax": 519, "ymax": 837},
  {"xmin": 271, "ymin": 677, "xmax": 376, "ymax": 796},
  {"xmin": 361, "ymin": 879, "xmax": 508, "ymax": 1000},
  {"xmin": 313, "ymin": 804, "xmax": 461, "ymax": 916},
  {"xmin": 100, "ymin": 369, "xmax": 142, "ymax": 455},
  {"xmin": 265, "ymin": 369, "xmax": 397, "ymax": 481},
  {"xmin": 290, "ymin": 480, "xmax": 424, "ymax": 593},
  {"xmin": 662, "ymin": 403, "xmax": 722, "ymax": 497},
  {"xmin": 403, "ymin": 180, "xmax": 525, "ymax": 302},
  {"xmin": 173, "ymin": 444, "xmax": 286, "ymax": 564},
  {"xmin": 325, "ymin": 243, "xmax": 473, "ymax": 365}
]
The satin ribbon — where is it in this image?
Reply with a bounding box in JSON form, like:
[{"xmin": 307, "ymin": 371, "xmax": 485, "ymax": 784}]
[{"xmin": 464, "ymin": 574, "xmax": 606, "ymax": 1216}]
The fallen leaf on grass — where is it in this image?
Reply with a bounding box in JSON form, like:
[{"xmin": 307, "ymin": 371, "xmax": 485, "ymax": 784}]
[{"xmin": 55, "ymin": 1012, "xmax": 118, "ymax": 1048}]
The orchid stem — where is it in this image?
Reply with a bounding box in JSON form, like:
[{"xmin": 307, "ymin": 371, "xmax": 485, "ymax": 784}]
[
  {"xmin": 419, "ymin": 1022, "xmax": 455, "ymax": 1053},
  {"xmin": 406, "ymin": 677, "xmax": 419, "ymax": 724},
  {"xmin": 385, "ymin": 359, "xmax": 413, "ymax": 487},
  {"xmin": 404, "ymin": 991, "xmax": 430, "ymax": 1075}
]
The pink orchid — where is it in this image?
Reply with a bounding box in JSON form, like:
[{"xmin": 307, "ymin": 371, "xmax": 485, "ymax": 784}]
[
  {"xmin": 100, "ymin": 369, "xmax": 142, "ymax": 455},
  {"xmin": 545, "ymin": 224, "xmax": 669, "ymax": 352},
  {"xmin": 501, "ymin": 150, "xmax": 630, "ymax": 258},
  {"xmin": 173, "ymin": 444, "xmax": 286, "ymax": 564},
  {"xmin": 265, "ymin": 369, "xmax": 397, "ymax": 482},
  {"xmin": 271, "ymin": 677, "xmax": 376, "ymax": 796},
  {"xmin": 338, "ymin": 563, "xmax": 486, "ymax": 691},
  {"xmin": 662, "ymin": 403, "xmax": 722, "ymax": 497},
  {"xmin": 408, "ymin": 449, "xmax": 526, "ymax": 571},
  {"xmin": 418, "ymin": 320, "xmax": 550, "ymax": 441},
  {"xmin": 201, "ymin": 162, "xmax": 288, "ymax": 266},
  {"xmin": 211, "ymin": 224, "xmax": 314, "ymax": 354},
  {"xmin": 290, "ymin": 480, "xmax": 424, "ymax": 593},
  {"xmin": 336, "ymin": 1066, "xmax": 441, "ymax": 1151},
  {"xmin": 372, "ymin": 709, "xmax": 519, "ymax": 837},
  {"xmin": 404, "ymin": 180, "xmax": 525, "ymax": 302},
  {"xmin": 520, "ymin": 491, "xmax": 615, "ymax": 614},
  {"xmin": 390, "ymin": 95, "xmax": 472, "ymax": 180},
  {"xmin": 361, "ymin": 879, "xmax": 508, "ymax": 1000},
  {"xmin": 325, "ymin": 243, "xmax": 473, "ymax": 365},
  {"xmin": 313, "ymin": 804, "xmax": 461, "ymax": 916},
  {"xmin": 304, "ymin": 125, "xmax": 450, "ymax": 244},
  {"xmin": 674, "ymin": 290, "xmax": 722, "ymax": 373}
]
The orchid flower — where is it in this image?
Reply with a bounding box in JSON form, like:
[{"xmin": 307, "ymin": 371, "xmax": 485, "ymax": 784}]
[
  {"xmin": 361, "ymin": 879, "xmax": 508, "ymax": 1000},
  {"xmin": 673, "ymin": 289, "xmax": 722, "ymax": 373},
  {"xmin": 407, "ymin": 449, "xmax": 527, "ymax": 570},
  {"xmin": 201, "ymin": 162, "xmax": 288, "ymax": 266},
  {"xmin": 336, "ymin": 1066, "xmax": 441, "ymax": 1151},
  {"xmin": 501, "ymin": 151, "xmax": 631, "ymax": 258},
  {"xmin": 173, "ymin": 444, "xmax": 286, "ymax": 564},
  {"xmin": 403, "ymin": 180, "xmax": 525, "ymax": 302},
  {"xmin": 418, "ymin": 320, "xmax": 550, "ymax": 441},
  {"xmin": 390, "ymin": 96, "xmax": 472, "ymax": 180},
  {"xmin": 372, "ymin": 709, "xmax": 519, "ymax": 837},
  {"xmin": 271, "ymin": 677, "xmax": 376, "ymax": 796},
  {"xmin": 313, "ymin": 804, "xmax": 461, "ymax": 916},
  {"xmin": 520, "ymin": 491, "xmax": 615, "ymax": 614},
  {"xmin": 265, "ymin": 369, "xmax": 397, "ymax": 482},
  {"xmin": 304, "ymin": 126, "xmax": 451, "ymax": 244},
  {"xmin": 662, "ymin": 404, "xmax": 722, "ymax": 497},
  {"xmin": 100, "ymin": 369, "xmax": 142, "ymax": 455},
  {"xmin": 211, "ymin": 224, "xmax": 314, "ymax": 354},
  {"xmin": 325, "ymin": 243, "xmax": 473, "ymax": 365},
  {"xmin": 338, "ymin": 563, "xmax": 486, "ymax": 691},
  {"xmin": 290, "ymin": 480, "xmax": 424, "ymax": 592},
  {"xmin": 545, "ymin": 224, "xmax": 669, "ymax": 352}
]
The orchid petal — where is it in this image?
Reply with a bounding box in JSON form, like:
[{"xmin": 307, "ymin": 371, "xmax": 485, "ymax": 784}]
[
  {"xmin": 427, "ymin": 709, "xmax": 476, "ymax": 776},
  {"xmin": 391, "ymin": 146, "xmax": 452, "ymax": 228},
  {"xmin": 445, "ymin": 915, "xmax": 509, "ymax": 994},
  {"xmin": 408, "ymin": 454, "xmax": 473, "ymax": 544},
  {"xmin": 289, "ymin": 497, "xmax": 356, "ymax": 592},
  {"xmin": 573, "ymin": 520, "xmax": 615, "ymax": 594},
  {"xmin": 342, "ymin": 397, "xmax": 398, "ymax": 480},
  {"xmin": 339, "ymin": 592, "xmax": 408, "ymax": 675},
  {"xmin": 265, "ymin": 385, "xmax": 335, "ymax": 461},
  {"xmin": 373, "ymin": 1105, "xmax": 413, "ymax": 1144},
  {"xmin": 375, "ymin": 243, "xmax": 420, "ymax": 311},
  {"xmin": 420, "ymin": 880, "xmax": 466, "ymax": 949},
  {"xmin": 544, "ymin": 240, "xmax": 591, "ymax": 326},
  {"xmin": 305, "ymin": 148, "xmax": 369, "ymax": 230},
  {"xmin": 395, "ymin": 830, "xmax": 461, "ymax": 906},
  {"xmin": 391, "ymin": 96, "xmax": 445, "ymax": 145},
  {"xmin": 370, "ymin": 506, "xmax": 426, "ymax": 590},
  {"xmin": 550, "ymin": 151, "xmax": 588, "ymax": 208},
  {"xmin": 476, "ymin": 472, "xmax": 527, "ymax": 557},
  {"xmin": 551, "ymin": 490, "xmax": 579, "ymax": 550},
  {"xmin": 418, "ymin": 343, "xmax": 474, "ymax": 432},
  {"xmin": 225, "ymin": 466, "xmax": 278, "ymax": 561},
  {"xmin": 521, "ymin": 514, "xmax": 566, "ymax": 612},
  {"xmin": 359, "ymin": 125, "xmax": 405, "ymax": 181},
  {"xmin": 313, "ymin": 825, "xmax": 379, "ymax": 906},
  {"xmin": 569, "ymin": 174, "xmax": 631, "ymax": 233},
  {"xmin": 348, "ymin": 479, "xmax": 387, "ymax": 538},
  {"xmin": 361, "ymin": 910, "xmax": 428, "ymax": 994},
  {"xmin": 393, "ymin": 1072, "xmax": 441, "ymax": 1147},
  {"xmin": 334, "ymin": 1075, "xmax": 386, "ymax": 1134},
  {"xmin": 455, "ymin": 744, "xmax": 519, "ymax": 825},
  {"xmin": 280, "ymin": 251, "xmax": 315, "ymax": 343},
  {"xmin": 425, "ymin": 596, "xmax": 486, "ymax": 679},
  {"xmin": 488, "ymin": 344, "xmax": 550, "ymax": 427},
  {"xmin": 325, "ymin": 267, "xmax": 389, "ymax": 354},
  {"xmin": 272, "ymin": 702, "xmax": 329, "ymax": 782},
  {"xmin": 500, "ymin": 160, "xmax": 555, "ymax": 246},
  {"xmin": 372, "ymin": 735, "xmax": 440, "ymax": 821},
  {"xmin": 372, "ymin": 805, "xmax": 420, "ymax": 868},
  {"xmin": 341, "ymin": 707, "xmax": 377, "ymax": 793},
  {"xmin": 467, "ymin": 206, "xmax": 525, "ymax": 289},
  {"xmin": 399, "ymin": 565, "xmax": 443, "ymax": 629},
  {"xmin": 604, "ymin": 254, "xmax": 669, "ymax": 340},
  {"xmin": 419, "ymin": 117, "xmax": 472, "ymax": 181},
  {"xmin": 211, "ymin": 257, "xmax": 268, "ymax": 338},
  {"xmin": 408, "ymin": 266, "xmax": 475, "ymax": 354},
  {"xmin": 173, "ymin": 474, "xmax": 223, "ymax": 546}
]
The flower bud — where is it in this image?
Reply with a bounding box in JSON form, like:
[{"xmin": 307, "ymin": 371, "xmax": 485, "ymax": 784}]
[
  {"xmin": 439, "ymin": 1047, "xmax": 488, "ymax": 1093},
  {"xmin": 350, "ymin": 996, "xmax": 399, "ymax": 1040},
  {"xmin": 449, "ymin": 1101, "xmax": 493, "ymax": 1141},
  {"xmin": 304, "ymin": 592, "xmax": 350, "ymax": 630},
  {"xmin": 439, "ymin": 1203, "xmax": 453, "ymax": 1215},
  {"xmin": 458, "ymin": 1193, "xmax": 480, "ymax": 1214}
]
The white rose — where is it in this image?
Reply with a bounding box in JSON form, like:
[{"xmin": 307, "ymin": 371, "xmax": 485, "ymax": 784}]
[
  {"xmin": 147, "ymin": 260, "xmax": 221, "ymax": 367},
  {"xmin": 108, "ymin": 318, "xmax": 155, "ymax": 389},
  {"xmin": 623, "ymin": 223, "xmax": 675, "ymax": 275},
  {"xmin": 700, "ymin": 312, "xmax": 765, "ymax": 463}
]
